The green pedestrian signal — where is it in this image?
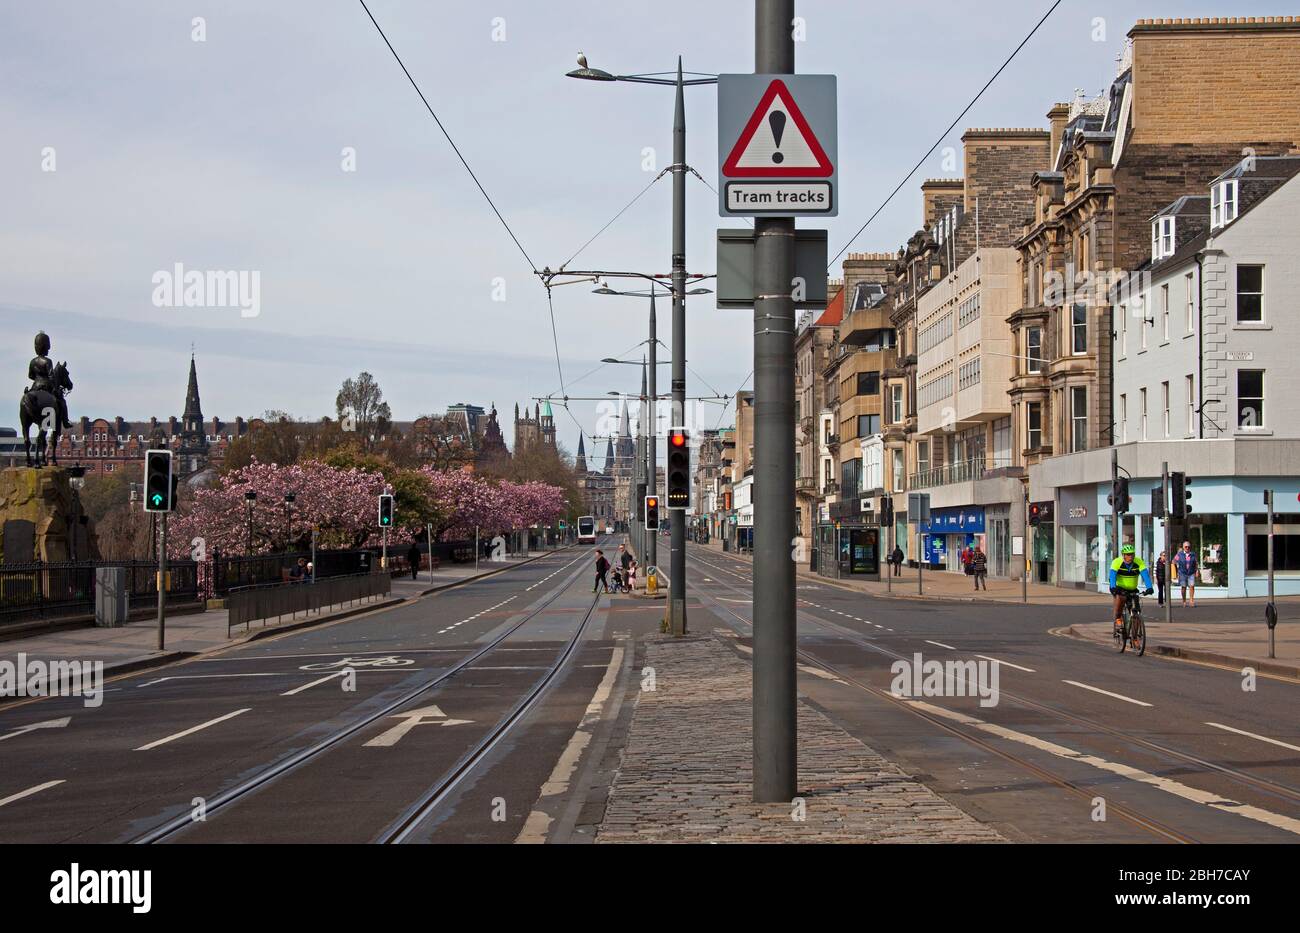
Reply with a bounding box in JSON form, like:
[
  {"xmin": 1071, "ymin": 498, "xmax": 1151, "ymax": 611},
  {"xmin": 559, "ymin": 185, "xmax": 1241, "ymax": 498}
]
[
  {"xmin": 143, "ymin": 450, "xmax": 174, "ymax": 513},
  {"xmin": 378, "ymin": 493, "xmax": 394, "ymax": 527}
]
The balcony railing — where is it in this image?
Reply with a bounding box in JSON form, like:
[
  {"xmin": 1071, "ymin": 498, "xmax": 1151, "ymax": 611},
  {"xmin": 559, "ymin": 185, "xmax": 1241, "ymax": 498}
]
[
  {"xmin": 907, "ymin": 457, "xmax": 1015, "ymax": 490},
  {"xmin": 796, "ymin": 475, "xmax": 817, "ymax": 492},
  {"xmin": 824, "ymin": 433, "xmax": 840, "ymax": 448}
]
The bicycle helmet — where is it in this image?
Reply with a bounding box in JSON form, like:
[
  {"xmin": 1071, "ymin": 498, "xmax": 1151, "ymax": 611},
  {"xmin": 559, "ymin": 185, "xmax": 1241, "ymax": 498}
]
[{"xmin": 1121, "ymin": 544, "xmax": 1136, "ymax": 555}]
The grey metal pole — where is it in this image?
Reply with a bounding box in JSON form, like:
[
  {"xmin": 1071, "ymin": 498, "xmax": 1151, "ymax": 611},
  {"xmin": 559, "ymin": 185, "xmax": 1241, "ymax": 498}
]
[
  {"xmin": 157, "ymin": 512, "xmax": 167, "ymax": 651},
  {"xmin": 427, "ymin": 523, "xmax": 434, "ymax": 584},
  {"xmin": 649, "ymin": 296, "xmax": 659, "ymax": 571},
  {"xmin": 1022, "ymin": 487, "xmax": 1028, "ymax": 604},
  {"xmin": 1170, "ymin": 462, "xmax": 1180, "ymax": 628},
  {"xmin": 475, "ymin": 526, "xmax": 479, "ymax": 571},
  {"xmin": 1111, "ymin": 448, "xmax": 1120, "ymax": 571},
  {"xmin": 886, "ymin": 516, "xmax": 893, "ymax": 594},
  {"xmin": 1267, "ymin": 489, "xmax": 1276, "ymax": 659},
  {"xmin": 311, "ymin": 526, "xmax": 318, "ymax": 584},
  {"xmin": 667, "ymin": 61, "xmax": 688, "ymax": 637},
  {"xmin": 752, "ymin": 0, "xmax": 796, "ymax": 803},
  {"xmin": 918, "ymin": 527, "xmax": 924, "ymax": 596}
]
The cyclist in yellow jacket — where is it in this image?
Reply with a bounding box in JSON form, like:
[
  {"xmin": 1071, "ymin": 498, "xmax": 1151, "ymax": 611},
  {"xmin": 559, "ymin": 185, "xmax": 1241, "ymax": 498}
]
[{"xmin": 1109, "ymin": 544, "xmax": 1154, "ymax": 630}]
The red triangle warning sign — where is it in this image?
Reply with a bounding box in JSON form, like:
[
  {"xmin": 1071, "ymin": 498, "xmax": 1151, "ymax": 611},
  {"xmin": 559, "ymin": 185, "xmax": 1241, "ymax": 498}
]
[{"xmin": 722, "ymin": 79, "xmax": 833, "ymax": 178}]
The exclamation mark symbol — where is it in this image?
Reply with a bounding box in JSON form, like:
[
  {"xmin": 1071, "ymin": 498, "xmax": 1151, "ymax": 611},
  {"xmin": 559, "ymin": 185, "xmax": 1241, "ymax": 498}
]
[{"xmin": 769, "ymin": 111, "xmax": 786, "ymax": 164}]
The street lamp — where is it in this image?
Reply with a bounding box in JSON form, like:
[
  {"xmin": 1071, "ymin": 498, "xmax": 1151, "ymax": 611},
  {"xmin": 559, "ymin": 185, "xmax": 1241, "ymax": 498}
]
[
  {"xmin": 245, "ymin": 491, "xmax": 257, "ymax": 554},
  {"xmin": 568, "ymin": 56, "xmax": 716, "ymax": 636}
]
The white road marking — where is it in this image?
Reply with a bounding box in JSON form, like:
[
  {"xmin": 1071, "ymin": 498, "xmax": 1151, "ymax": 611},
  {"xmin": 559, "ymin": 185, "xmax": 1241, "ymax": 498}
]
[
  {"xmin": 925, "ymin": 640, "xmax": 956, "ymax": 650},
  {"xmin": 281, "ymin": 672, "xmax": 345, "ymax": 696},
  {"xmin": 909, "ymin": 698, "xmax": 1300, "ymax": 837},
  {"xmin": 363, "ymin": 704, "xmax": 473, "ymax": 747},
  {"xmin": 0, "ymin": 717, "xmax": 70, "ymax": 743},
  {"xmin": 1063, "ymin": 680, "xmax": 1152, "ymax": 707},
  {"xmin": 517, "ymin": 643, "xmax": 626, "ymax": 844},
  {"xmin": 138, "ymin": 673, "xmax": 282, "ymax": 688},
  {"xmin": 977, "ymin": 655, "xmax": 1036, "ymax": 673},
  {"xmin": 0, "ymin": 780, "xmax": 65, "ymax": 809},
  {"xmin": 1205, "ymin": 722, "xmax": 1300, "ymax": 753},
  {"xmin": 135, "ymin": 708, "xmax": 252, "ymax": 750}
]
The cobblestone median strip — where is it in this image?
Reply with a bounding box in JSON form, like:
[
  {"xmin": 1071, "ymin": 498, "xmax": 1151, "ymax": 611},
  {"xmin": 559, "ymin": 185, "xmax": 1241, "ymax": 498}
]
[{"xmin": 596, "ymin": 635, "xmax": 1004, "ymax": 843}]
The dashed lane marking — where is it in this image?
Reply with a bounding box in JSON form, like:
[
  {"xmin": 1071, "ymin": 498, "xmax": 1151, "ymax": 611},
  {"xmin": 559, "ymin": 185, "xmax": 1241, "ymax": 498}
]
[
  {"xmin": 1063, "ymin": 680, "xmax": 1152, "ymax": 707},
  {"xmin": 134, "ymin": 708, "xmax": 252, "ymax": 751},
  {"xmin": 1204, "ymin": 722, "xmax": 1300, "ymax": 753},
  {"xmin": 925, "ymin": 640, "xmax": 956, "ymax": 650},
  {"xmin": 977, "ymin": 655, "xmax": 1036, "ymax": 673},
  {"xmin": 0, "ymin": 780, "xmax": 65, "ymax": 809}
]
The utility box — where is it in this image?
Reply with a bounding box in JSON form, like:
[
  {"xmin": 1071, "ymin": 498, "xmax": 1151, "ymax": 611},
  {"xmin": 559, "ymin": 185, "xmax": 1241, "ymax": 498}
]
[
  {"xmin": 95, "ymin": 566, "xmax": 128, "ymax": 627},
  {"xmin": 716, "ymin": 228, "xmax": 829, "ymax": 309}
]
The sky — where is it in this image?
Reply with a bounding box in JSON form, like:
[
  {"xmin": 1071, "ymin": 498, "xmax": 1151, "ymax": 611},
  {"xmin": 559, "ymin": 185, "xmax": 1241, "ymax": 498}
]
[{"xmin": 0, "ymin": 0, "xmax": 1284, "ymax": 462}]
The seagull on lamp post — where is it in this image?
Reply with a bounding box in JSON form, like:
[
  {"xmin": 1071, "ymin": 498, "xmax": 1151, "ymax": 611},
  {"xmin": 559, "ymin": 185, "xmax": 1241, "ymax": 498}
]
[{"xmin": 576, "ymin": 52, "xmax": 588, "ymax": 69}]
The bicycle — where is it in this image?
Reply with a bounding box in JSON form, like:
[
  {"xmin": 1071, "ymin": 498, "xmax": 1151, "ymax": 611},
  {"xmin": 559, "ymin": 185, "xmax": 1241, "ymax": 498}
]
[{"xmin": 1113, "ymin": 590, "xmax": 1148, "ymax": 656}]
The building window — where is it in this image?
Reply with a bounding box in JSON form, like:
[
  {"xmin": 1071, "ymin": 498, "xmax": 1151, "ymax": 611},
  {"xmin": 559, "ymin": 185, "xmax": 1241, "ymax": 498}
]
[
  {"xmin": 1139, "ymin": 387, "xmax": 1148, "ymax": 440},
  {"xmin": 1161, "ymin": 381, "xmax": 1170, "ymax": 438},
  {"xmin": 1026, "ymin": 327, "xmax": 1042, "ymax": 372},
  {"xmin": 1071, "ymin": 303, "xmax": 1087, "ymax": 355},
  {"xmin": 1211, "ymin": 179, "xmax": 1238, "ymax": 229},
  {"xmin": 1119, "ymin": 394, "xmax": 1127, "ymax": 443},
  {"xmin": 1071, "ymin": 386, "xmax": 1088, "ymax": 452},
  {"xmin": 857, "ymin": 414, "xmax": 880, "ymax": 437},
  {"xmin": 1236, "ymin": 265, "xmax": 1263, "ymax": 323},
  {"xmin": 856, "ymin": 371, "xmax": 880, "ymax": 396},
  {"xmin": 1186, "ymin": 374, "xmax": 1195, "ymax": 436},
  {"xmin": 1027, "ymin": 402, "xmax": 1042, "ymax": 450},
  {"xmin": 1151, "ymin": 216, "xmax": 1175, "ymax": 261},
  {"xmin": 1118, "ymin": 306, "xmax": 1127, "ymax": 357},
  {"xmin": 889, "ymin": 385, "xmax": 903, "ymax": 423},
  {"xmin": 1160, "ymin": 284, "xmax": 1169, "ymax": 341},
  {"xmin": 917, "ymin": 439, "xmax": 929, "ymax": 476},
  {"xmin": 1238, "ymin": 369, "xmax": 1264, "ymax": 428},
  {"xmin": 1184, "ymin": 272, "xmax": 1195, "ymax": 334},
  {"xmin": 892, "ymin": 449, "xmax": 904, "ymax": 492}
]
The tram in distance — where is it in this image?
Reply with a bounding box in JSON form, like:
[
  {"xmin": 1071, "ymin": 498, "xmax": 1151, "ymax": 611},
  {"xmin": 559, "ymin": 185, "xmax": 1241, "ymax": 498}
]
[{"xmin": 576, "ymin": 515, "xmax": 597, "ymax": 545}]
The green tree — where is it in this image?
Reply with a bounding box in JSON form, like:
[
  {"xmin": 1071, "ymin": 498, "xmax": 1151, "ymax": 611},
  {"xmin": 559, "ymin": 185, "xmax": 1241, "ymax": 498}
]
[{"xmin": 335, "ymin": 372, "xmax": 392, "ymax": 450}]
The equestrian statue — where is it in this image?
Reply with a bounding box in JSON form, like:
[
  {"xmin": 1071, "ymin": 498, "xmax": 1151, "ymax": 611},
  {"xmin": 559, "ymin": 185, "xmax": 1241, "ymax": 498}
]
[{"xmin": 20, "ymin": 331, "xmax": 74, "ymax": 467}]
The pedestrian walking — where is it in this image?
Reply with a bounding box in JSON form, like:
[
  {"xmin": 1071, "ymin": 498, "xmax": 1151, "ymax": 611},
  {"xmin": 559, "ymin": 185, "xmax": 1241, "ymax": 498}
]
[
  {"xmin": 961, "ymin": 544, "xmax": 974, "ymax": 576},
  {"xmin": 1155, "ymin": 551, "xmax": 1167, "ymax": 606},
  {"xmin": 1173, "ymin": 541, "xmax": 1198, "ymax": 607},
  {"xmin": 971, "ymin": 546, "xmax": 988, "ymax": 591},
  {"xmin": 406, "ymin": 542, "xmax": 421, "ymax": 580},
  {"xmin": 593, "ymin": 550, "xmax": 611, "ymax": 593},
  {"xmin": 891, "ymin": 545, "xmax": 904, "ymax": 576}
]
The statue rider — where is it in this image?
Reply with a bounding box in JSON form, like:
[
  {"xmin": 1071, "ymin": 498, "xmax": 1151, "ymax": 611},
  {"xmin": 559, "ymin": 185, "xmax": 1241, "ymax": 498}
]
[{"xmin": 28, "ymin": 331, "xmax": 71, "ymax": 429}]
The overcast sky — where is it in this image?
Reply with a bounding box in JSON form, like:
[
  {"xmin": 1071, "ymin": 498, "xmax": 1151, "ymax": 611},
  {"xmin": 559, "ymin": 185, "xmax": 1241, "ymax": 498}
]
[{"xmin": 0, "ymin": 0, "xmax": 1279, "ymax": 460}]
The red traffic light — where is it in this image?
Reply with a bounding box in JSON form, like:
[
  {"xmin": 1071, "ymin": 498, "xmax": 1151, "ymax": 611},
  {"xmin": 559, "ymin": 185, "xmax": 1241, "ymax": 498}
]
[
  {"xmin": 669, "ymin": 431, "xmax": 686, "ymax": 447},
  {"xmin": 647, "ymin": 497, "xmax": 658, "ymax": 507}
]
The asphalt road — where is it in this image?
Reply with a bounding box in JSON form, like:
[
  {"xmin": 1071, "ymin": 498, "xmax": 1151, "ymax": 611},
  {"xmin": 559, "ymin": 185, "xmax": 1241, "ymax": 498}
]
[
  {"xmin": 0, "ymin": 537, "xmax": 663, "ymax": 843},
  {"xmin": 686, "ymin": 543, "xmax": 1300, "ymax": 843}
]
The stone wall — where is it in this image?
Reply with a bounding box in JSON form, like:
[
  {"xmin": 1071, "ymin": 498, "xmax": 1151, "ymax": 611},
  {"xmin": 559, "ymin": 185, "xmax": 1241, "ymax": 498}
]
[{"xmin": 0, "ymin": 468, "xmax": 98, "ymax": 563}]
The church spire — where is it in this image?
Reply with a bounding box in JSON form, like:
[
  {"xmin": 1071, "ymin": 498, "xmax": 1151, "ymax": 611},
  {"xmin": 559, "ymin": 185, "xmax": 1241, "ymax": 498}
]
[{"xmin": 575, "ymin": 434, "xmax": 588, "ymax": 474}]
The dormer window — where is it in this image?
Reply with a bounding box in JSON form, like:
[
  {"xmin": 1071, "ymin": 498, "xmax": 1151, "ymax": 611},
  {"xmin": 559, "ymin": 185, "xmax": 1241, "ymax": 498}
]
[
  {"xmin": 1151, "ymin": 216, "xmax": 1175, "ymax": 261},
  {"xmin": 1211, "ymin": 179, "xmax": 1238, "ymax": 229}
]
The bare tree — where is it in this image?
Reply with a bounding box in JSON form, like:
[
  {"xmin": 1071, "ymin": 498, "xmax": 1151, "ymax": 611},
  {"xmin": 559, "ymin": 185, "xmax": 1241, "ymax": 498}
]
[{"xmin": 335, "ymin": 372, "xmax": 391, "ymax": 449}]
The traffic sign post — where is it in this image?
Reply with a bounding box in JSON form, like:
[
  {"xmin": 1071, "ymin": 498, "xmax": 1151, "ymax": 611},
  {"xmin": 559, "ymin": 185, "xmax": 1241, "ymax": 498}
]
[
  {"xmin": 142, "ymin": 450, "xmax": 174, "ymax": 650},
  {"xmin": 718, "ymin": 73, "xmax": 837, "ymax": 217}
]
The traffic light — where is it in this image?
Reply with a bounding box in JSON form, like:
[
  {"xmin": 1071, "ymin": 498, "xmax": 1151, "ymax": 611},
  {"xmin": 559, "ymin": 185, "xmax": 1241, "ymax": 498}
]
[
  {"xmin": 1169, "ymin": 472, "xmax": 1191, "ymax": 519},
  {"xmin": 636, "ymin": 482, "xmax": 647, "ymax": 521},
  {"xmin": 645, "ymin": 495, "xmax": 660, "ymax": 531},
  {"xmin": 143, "ymin": 450, "xmax": 174, "ymax": 512},
  {"xmin": 378, "ymin": 493, "xmax": 394, "ymax": 528},
  {"xmin": 666, "ymin": 428, "xmax": 689, "ymax": 509},
  {"xmin": 880, "ymin": 495, "xmax": 893, "ymax": 527},
  {"xmin": 1108, "ymin": 477, "xmax": 1131, "ymax": 514},
  {"xmin": 1151, "ymin": 486, "xmax": 1166, "ymax": 518},
  {"xmin": 1028, "ymin": 502, "xmax": 1041, "ymax": 526}
]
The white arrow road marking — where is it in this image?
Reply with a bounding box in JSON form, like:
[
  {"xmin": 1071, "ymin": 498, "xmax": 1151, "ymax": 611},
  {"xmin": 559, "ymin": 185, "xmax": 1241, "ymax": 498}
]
[
  {"xmin": 363, "ymin": 704, "xmax": 473, "ymax": 748},
  {"xmin": 1205, "ymin": 722, "xmax": 1300, "ymax": 753},
  {"xmin": 0, "ymin": 717, "xmax": 71, "ymax": 743},
  {"xmin": 0, "ymin": 780, "xmax": 65, "ymax": 809},
  {"xmin": 977, "ymin": 655, "xmax": 1036, "ymax": 673},
  {"xmin": 909, "ymin": 698, "xmax": 1300, "ymax": 838},
  {"xmin": 135, "ymin": 709, "xmax": 251, "ymax": 750},
  {"xmin": 1063, "ymin": 680, "xmax": 1152, "ymax": 707}
]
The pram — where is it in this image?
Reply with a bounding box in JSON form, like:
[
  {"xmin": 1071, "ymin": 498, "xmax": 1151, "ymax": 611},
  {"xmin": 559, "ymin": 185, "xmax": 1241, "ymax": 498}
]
[{"xmin": 610, "ymin": 565, "xmax": 632, "ymax": 594}]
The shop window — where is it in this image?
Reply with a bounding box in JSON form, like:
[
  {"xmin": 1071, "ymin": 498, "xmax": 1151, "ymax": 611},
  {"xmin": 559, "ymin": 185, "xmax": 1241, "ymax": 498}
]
[{"xmin": 1246, "ymin": 516, "xmax": 1300, "ymax": 573}]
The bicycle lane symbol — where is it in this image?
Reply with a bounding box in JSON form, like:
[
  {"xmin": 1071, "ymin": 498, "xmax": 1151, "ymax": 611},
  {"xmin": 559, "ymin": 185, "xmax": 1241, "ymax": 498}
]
[{"xmin": 299, "ymin": 656, "xmax": 416, "ymax": 672}]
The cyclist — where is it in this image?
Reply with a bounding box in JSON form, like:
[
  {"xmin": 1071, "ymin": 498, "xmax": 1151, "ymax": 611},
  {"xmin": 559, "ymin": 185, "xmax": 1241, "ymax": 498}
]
[{"xmin": 1109, "ymin": 544, "xmax": 1154, "ymax": 632}]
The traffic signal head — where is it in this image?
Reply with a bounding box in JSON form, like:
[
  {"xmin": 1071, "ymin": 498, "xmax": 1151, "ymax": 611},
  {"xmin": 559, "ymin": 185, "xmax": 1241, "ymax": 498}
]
[
  {"xmin": 880, "ymin": 495, "xmax": 893, "ymax": 527},
  {"xmin": 378, "ymin": 493, "xmax": 394, "ymax": 527},
  {"xmin": 1028, "ymin": 503, "xmax": 1041, "ymax": 526},
  {"xmin": 667, "ymin": 428, "xmax": 689, "ymax": 509},
  {"xmin": 636, "ymin": 482, "xmax": 647, "ymax": 521},
  {"xmin": 143, "ymin": 450, "xmax": 174, "ymax": 512},
  {"xmin": 1169, "ymin": 472, "xmax": 1191, "ymax": 518},
  {"xmin": 645, "ymin": 495, "xmax": 660, "ymax": 531},
  {"xmin": 1109, "ymin": 477, "xmax": 1131, "ymax": 514}
]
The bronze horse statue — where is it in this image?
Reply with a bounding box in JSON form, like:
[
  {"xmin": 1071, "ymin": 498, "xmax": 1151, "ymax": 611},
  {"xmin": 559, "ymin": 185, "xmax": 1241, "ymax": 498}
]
[{"xmin": 20, "ymin": 361, "xmax": 73, "ymax": 467}]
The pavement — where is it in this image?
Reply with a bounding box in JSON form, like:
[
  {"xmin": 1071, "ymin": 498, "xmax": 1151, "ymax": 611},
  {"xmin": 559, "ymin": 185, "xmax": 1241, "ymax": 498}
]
[
  {"xmin": 1068, "ymin": 618, "xmax": 1300, "ymax": 678},
  {"xmin": 0, "ymin": 551, "xmax": 560, "ymax": 693},
  {"xmin": 595, "ymin": 633, "xmax": 1004, "ymax": 843}
]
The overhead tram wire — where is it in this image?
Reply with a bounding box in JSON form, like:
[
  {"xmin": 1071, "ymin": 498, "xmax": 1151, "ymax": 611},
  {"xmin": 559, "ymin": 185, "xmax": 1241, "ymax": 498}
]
[
  {"xmin": 827, "ymin": 0, "xmax": 1065, "ymax": 267},
  {"xmin": 713, "ymin": 369, "xmax": 753, "ymax": 430},
  {"xmin": 560, "ymin": 169, "xmax": 668, "ymax": 271}
]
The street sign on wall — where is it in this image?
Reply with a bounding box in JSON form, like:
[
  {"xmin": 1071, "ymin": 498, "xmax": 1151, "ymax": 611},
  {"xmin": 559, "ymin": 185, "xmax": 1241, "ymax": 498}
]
[{"xmin": 718, "ymin": 74, "xmax": 838, "ymax": 217}]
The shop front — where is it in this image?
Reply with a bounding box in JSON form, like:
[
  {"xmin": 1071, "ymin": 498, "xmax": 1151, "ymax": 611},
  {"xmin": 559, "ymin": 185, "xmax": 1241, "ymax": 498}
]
[
  {"xmin": 921, "ymin": 506, "xmax": 985, "ymax": 573},
  {"xmin": 1057, "ymin": 485, "xmax": 1100, "ymax": 587}
]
